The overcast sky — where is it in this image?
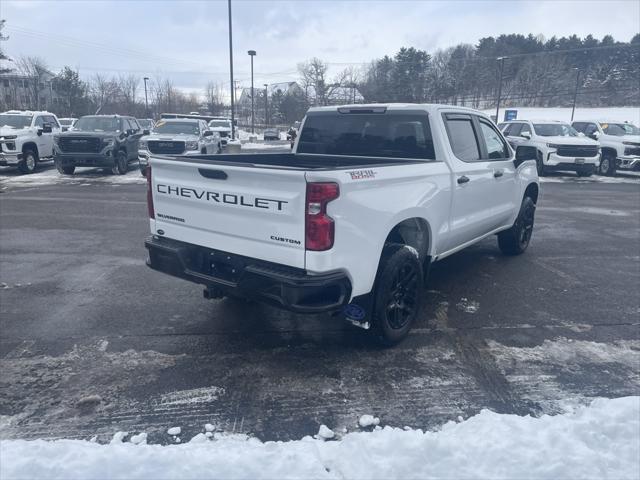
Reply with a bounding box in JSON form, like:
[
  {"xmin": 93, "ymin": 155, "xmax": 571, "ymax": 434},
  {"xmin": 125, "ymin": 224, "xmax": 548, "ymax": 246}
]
[{"xmin": 3, "ymin": 0, "xmax": 639, "ymax": 97}]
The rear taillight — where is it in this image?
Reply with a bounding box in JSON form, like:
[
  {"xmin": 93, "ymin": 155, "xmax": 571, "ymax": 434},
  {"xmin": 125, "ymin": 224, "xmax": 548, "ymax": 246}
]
[
  {"xmin": 305, "ymin": 182, "xmax": 339, "ymax": 251},
  {"xmin": 146, "ymin": 165, "xmax": 154, "ymax": 219}
]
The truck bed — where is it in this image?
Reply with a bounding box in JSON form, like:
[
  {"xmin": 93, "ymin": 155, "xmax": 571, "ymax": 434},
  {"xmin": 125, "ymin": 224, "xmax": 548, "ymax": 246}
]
[{"xmin": 156, "ymin": 152, "xmax": 424, "ymax": 170}]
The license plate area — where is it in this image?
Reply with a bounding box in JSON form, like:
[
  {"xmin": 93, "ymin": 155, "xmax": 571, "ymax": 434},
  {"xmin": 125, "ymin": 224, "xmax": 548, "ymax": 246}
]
[{"xmin": 575, "ymin": 158, "xmax": 585, "ymax": 164}]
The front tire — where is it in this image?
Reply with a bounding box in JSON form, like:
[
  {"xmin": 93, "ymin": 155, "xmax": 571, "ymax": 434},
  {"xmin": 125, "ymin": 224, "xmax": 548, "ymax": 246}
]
[
  {"xmin": 18, "ymin": 149, "xmax": 38, "ymax": 174},
  {"xmin": 599, "ymin": 152, "xmax": 616, "ymax": 176},
  {"xmin": 370, "ymin": 244, "xmax": 424, "ymax": 346},
  {"xmin": 498, "ymin": 196, "xmax": 536, "ymax": 255},
  {"xmin": 536, "ymin": 151, "xmax": 547, "ymax": 177},
  {"xmin": 55, "ymin": 160, "xmax": 75, "ymax": 175},
  {"xmin": 112, "ymin": 150, "xmax": 128, "ymax": 175}
]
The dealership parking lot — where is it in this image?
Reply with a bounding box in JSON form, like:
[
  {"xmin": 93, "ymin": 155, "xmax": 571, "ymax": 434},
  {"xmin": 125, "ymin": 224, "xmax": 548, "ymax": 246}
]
[{"xmin": 0, "ymin": 163, "xmax": 639, "ymax": 444}]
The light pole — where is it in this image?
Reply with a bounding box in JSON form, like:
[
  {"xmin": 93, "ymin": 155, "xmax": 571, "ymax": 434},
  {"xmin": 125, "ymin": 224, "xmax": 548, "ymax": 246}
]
[
  {"xmin": 248, "ymin": 50, "xmax": 256, "ymax": 134},
  {"xmin": 143, "ymin": 77, "xmax": 149, "ymax": 118},
  {"xmin": 264, "ymin": 84, "xmax": 268, "ymax": 126},
  {"xmin": 495, "ymin": 56, "xmax": 506, "ymax": 123},
  {"xmin": 228, "ymin": 0, "xmax": 236, "ymax": 140},
  {"xmin": 571, "ymin": 68, "xmax": 581, "ymax": 122}
]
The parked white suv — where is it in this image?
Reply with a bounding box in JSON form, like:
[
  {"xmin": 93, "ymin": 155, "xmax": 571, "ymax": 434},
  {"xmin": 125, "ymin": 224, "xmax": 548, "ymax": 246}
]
[
  {"xmin": 500, "ymin": 119, "xmax": 599, "ymax": 177},
  {"xmin": 0, "ymin": 110, "xmax": 61, "ymax": 174},
  {"xmin": 138, "ymin": 118, "xmax": 221, "ymax": 175},
  {"xmin": 571, "ymin": 120, "xmax": 640, "ymax": 176},
  {"xmin": 144, "ymin": 104, "xmax": 539, "ymax": 345}
]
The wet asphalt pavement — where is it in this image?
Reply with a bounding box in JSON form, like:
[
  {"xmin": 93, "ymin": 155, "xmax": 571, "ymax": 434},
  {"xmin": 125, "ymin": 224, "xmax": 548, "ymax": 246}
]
[{"xmin": 0, "ymin": 163, "xmax": 639, "ymax": 444}]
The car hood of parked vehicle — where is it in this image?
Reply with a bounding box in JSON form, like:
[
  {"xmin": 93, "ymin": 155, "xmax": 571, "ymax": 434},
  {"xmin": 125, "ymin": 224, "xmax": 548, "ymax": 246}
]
[
  {"xmin": 55, "ymin": 130, "xmax": 120, "ymax": 139},
  {"xmin": 610, "ymin": 134, "xmax": 640, "ymax": 144},
  {"xmin": 542, "ymin": 135, "xmax": 599, "ymax": 145},
  {"xmin": 140, "ymin": 132, "xmax": 200, "ymax": 143},
  {"xmin": 0, "ymin": 126, "xmax": 33, "ymax": 137}
]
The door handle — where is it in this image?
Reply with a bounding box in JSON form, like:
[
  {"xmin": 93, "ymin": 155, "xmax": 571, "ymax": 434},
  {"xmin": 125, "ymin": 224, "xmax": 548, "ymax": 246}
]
[
  {"xmin": 494, "ymin": 170, "xmax": 504, "ymax": 178},
  {"xmin": 457, "ymin": 175, "xmax": 470, "ymax": 185}
]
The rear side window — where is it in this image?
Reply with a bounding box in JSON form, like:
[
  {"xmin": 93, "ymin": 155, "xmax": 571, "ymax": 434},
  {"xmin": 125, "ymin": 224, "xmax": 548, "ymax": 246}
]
[
  {"xmin": 444, "ymin": 114, "xmax": 480, "ymax": 162},
  {"xmin": 297, "ymin": 113, "xmax": 435, "ymax": 160}
]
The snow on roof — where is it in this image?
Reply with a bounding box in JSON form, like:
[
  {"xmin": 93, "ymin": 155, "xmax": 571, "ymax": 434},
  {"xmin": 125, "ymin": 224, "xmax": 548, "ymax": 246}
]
[{"xmin": 0, "ymin": 396, "xmax": 637, "ymax": 479}]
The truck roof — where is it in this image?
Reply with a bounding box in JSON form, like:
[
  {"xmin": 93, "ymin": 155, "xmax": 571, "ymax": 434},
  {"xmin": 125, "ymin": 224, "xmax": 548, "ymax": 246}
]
[
  {"xmin": 307, "ymin": 103, "xmax": 488, "ymax": 116},
  {"xmin": 2, "ymin": 110, "xmax": 56, "ymax": 116}
]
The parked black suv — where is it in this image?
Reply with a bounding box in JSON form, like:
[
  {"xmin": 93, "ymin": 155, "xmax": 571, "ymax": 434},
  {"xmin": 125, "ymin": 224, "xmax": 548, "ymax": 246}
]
[{"xmin": 53, "ymin": 115, "xmax": 142, "ymax": 175}]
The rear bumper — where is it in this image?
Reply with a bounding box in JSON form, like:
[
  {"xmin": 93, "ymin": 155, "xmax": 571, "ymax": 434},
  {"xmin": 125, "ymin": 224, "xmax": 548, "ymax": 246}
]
[
  {"xmin": 145, "ymin": 235, "xmax": 352, "ymax": 314},
  {"xmin": 0, "ymin": 152, "xmax": 22, "ymax": 166},
  {"xmin": 54, "ymin": 151, "xmax": 116, "ymax": 167}
]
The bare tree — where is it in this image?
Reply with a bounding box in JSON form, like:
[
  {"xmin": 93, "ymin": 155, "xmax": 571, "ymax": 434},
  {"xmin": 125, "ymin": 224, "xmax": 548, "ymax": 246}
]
[
  {"xmin": 204, "ymin": 81, "xmax": 225, "ymax": 115},
  {"xmin": 298, "ymin": 57, "xmax": 328, "ymax": 106},
  {"xmin": 16, "ymin": 56, "xmax": 49, "ymax": 110},
  {"xmin": 89, "ymin": 74, "xmax": 119, "ymax": 114},
  {"xmin": 118, "ymin": 74, "xmax": 139, "ymax": 114}
]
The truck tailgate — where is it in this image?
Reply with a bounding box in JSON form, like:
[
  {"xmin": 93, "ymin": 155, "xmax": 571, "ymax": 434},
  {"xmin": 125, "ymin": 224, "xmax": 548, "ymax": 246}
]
[{"xmin": 150, "ymin": 157, "xmax": 307, "ymax": 268}]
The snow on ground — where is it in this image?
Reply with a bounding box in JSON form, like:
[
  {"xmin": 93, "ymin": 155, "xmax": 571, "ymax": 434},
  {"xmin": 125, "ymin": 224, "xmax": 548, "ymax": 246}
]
[
  {"xmin": 0, "ymin": 166, "xmax": 145, "ymax": 188},
  {"xmin": 1, "ymin": 396, "xmax": 638, "ymax": 480},
  {"xmin": 485, "ymin": 106, "xmax": 640, "ymax": 124}
]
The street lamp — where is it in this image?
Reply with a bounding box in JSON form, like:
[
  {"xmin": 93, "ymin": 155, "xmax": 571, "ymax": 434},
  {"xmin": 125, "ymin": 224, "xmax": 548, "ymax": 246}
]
[
  {"xmin": 143, "ymin": 77, "xmax": 149, "ymax": 118},
  {"xmin": 228, "ymin": 0, "xmax": 236, "ymax": 140},
  {"xmin": 264, "ymin": 83, "xmax": 268, "ymax": 126},
  {"xmin": 571, "ymin": 68, "xmax": 581, "ymax": 122},
  {"xmin": 248, "ymin": 50, "xmax": 256, "ymax": 134},
  {"xmin": 495, "ymin": 56, "xmax": 506, "ymax": 123}
]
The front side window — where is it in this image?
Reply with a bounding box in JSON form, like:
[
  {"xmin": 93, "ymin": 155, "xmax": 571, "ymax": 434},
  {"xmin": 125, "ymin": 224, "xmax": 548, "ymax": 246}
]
[
  {"xmin": 45, "ymin": 116, "xmax": 59, "ymax": 128},
  {"xmin": 600, "ymin": 122, "xmax": 639, "ymax": 136},
  {"xmin": 444, "ymin": 114, "xmax": 480, "ymax": 162},
  {"xmin": 34, "ymin": 116, "xmax": 45, "ymax": 128},
  {"xmin": 505, "ymin": 123, "xmax": 522, "ymax": 137},
  {"xmin": 533, "ymin": 123, "xmax": 578, "ymax": 137},
  {"xmin": 153, "ymin": 121, "xmax": 200, "ymax": 135},
  {"xmin": 298, "ymin": 113, "xmax": 435, "ymax": 160},
  {"xmin": 520, "ymin": 123, "xmax": 531, "ymax": 136},
  {"xmin": 479, "ymin": 120, "xmax": 510, "ymax": 160}
]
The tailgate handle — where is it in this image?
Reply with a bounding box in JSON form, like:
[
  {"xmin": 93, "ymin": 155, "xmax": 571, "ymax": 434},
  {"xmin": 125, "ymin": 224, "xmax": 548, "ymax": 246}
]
[{"xmin": 199, "ymin": 169, "xmax": 228, "ymax": 180}]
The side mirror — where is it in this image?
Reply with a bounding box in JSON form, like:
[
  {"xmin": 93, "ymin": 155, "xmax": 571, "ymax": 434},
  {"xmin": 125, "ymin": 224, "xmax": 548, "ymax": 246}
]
[
  {"xmin": 42, "ymin": 122, "xmax": 53, "ymax": 134},
  {"xmin": 514, "ymin": 146, "xmax": 537, "ymax": 168},
  {"xmin": 203, "ymin": 130, "xmax": 213, "ymax": 137},
  {"xmin": 521, "ymin": 131, "xmax": 531, "ymax": 139},
  {"xmin": 592, "ymin": 131, "xmax": 600, "ymax": 139},
  {"xmin": 577, "ymin": 132, "xmax": 585, "ymax": 137},
  {"xmin": 143, "ymin": 129, "xmax": 150, "ymax": 135}
]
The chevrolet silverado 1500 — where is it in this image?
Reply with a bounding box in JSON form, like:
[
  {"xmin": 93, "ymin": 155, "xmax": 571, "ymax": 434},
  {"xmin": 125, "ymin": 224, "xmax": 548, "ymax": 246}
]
[{"xmin": 145, "ymin": 104, "xmax": 539, "ymax": 344}]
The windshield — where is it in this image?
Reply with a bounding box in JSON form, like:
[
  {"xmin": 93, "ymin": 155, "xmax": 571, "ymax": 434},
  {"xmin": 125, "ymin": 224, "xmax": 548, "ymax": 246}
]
[
  {"xmin": 153, "ymin": 121, "xmax": 200, "ymax": 135},
  {"xmin": 600, "ymin": 122, "xmax": 640, "ymax": 136},
  {"xmin": 59, "ymin": 119, "xmax": 75, "ymax": 126},
  {"xmin": 533, "ymin": 123, "xmax": 578, "ymax": 137},
  {"xmin": 75, "ymin": 116, "xmax": 120, "ymax": 132},
  {"xmin": 209, "ymin": 120, "xmax": 231, "ymax": 128},
  {"xmin": 0, "ymin": 115, "xmax": 32, "ymax": 129}
]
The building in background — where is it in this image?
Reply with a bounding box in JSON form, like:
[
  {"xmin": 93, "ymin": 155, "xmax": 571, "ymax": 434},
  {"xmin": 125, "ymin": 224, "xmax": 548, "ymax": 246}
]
[{"xmin": 0, "ymin": 67, "xmax": 62, "ymax": 112}]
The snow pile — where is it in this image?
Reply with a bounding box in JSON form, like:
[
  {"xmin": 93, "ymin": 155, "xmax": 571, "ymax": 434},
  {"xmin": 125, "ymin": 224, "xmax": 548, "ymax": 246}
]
[{"xmin": 1, "ymin": 397, "xmax": 638, "ymax": 480}]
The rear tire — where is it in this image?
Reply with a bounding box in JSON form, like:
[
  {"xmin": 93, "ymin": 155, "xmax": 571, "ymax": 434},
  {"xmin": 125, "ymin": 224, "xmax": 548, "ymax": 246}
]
[
  {"xmin": 18, "ymin": 149, "xmax": 38, "ymax": 174},
  {"xmin": 112, "ymin": 150, "xmax": 128, "ymax": 175},
  {"xmin": 370, "ymin": 244, "xmax": 423, "ymax": 346},
  {"xmin": 498, "ymin": 196, "xmax": 536, "ymax": 255}
]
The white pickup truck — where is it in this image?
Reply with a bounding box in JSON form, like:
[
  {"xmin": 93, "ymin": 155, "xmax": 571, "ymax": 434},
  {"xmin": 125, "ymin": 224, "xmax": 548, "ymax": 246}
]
[
  {"xmin": 145, "ymin": 104, "xmax": 539, "ymax": 344},
  {"xmin": 571, "ymin": 120, "xmax": 640, "ymax": 176}
]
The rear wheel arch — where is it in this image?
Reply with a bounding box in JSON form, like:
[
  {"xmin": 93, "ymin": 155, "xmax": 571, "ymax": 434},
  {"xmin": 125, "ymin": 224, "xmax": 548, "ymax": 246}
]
[{"xmin": 383, "ymin": 217, "xmax": 431, "ymax": 265}]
